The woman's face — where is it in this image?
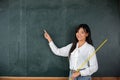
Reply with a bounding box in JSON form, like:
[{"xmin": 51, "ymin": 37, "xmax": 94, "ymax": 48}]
[{"xmin": 76, "ymin": 28, "xmax": 88, "ymax": 41}]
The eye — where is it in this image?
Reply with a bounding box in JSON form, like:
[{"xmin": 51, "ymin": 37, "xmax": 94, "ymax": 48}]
[
  {"xmin": 81, "ymin": 31, "xmax": 85, "ymax": 34},
  {"xmin": 81, "ymin": 31, "xmax": 84, "ymax": 34}
]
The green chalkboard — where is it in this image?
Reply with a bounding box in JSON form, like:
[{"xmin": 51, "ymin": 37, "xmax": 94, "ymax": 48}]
[{"xmin": 0, "ymin": 0, "xmax": 120, "ymax": 77}]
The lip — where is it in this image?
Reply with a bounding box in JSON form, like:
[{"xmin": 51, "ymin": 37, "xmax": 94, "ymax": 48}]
[
  {"xmin": 77, "ymin": 35, "xmax": 82, "ymax": 38},
  {"xmin": 77, "ymin": 36, "xmax": 82, "ymax": 40}
]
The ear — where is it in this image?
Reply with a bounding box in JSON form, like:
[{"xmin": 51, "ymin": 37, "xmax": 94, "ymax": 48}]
[{"xmin": 86, "ymin": 33, "xmax": 89, "ymax": 37}]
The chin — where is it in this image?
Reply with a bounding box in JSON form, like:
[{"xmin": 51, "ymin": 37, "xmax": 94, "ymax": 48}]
[
  {"xmin": 77, "ymin": 38, "xmax": 82, "ymax": 41},
  {"xmin": 78, "ymin": 38, "xmax": 85, "ymax": 41}
]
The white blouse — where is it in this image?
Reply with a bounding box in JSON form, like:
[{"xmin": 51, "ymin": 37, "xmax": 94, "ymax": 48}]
[{"xmin": 49, "ymin": 41, "xmax": 98, "ymax": 76}]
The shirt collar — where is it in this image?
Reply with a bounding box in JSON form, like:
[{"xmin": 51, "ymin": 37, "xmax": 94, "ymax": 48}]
[{"xmin": 76, "ymin": 42, "xmax": 88, "ymax": 49}]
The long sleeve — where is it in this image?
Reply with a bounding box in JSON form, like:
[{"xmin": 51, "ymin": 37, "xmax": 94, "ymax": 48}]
[
  {"xmin": 80, "ymin": 47, "xmax": 98, "ymax": 76},
  {"xmin": 49, "ymin": 41, "xmax": 72, "ymax": 57}
]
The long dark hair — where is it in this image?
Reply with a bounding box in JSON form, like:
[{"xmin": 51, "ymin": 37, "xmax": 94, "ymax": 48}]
[{"xmin": 69, "ymin": 24, "xmax": 93, "ymax": 58}]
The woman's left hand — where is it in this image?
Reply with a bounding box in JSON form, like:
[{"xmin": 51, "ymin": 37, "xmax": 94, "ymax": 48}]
[{"xmin": 71, "ymin": 71, "xmax": 80, "ymax": 80}]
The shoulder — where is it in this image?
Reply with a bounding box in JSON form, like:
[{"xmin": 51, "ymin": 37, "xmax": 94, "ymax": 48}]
[
  {"xmin": 86, "ymin": 42, "xmax": 95, "ymax": 51},
  {"xmin": 66, "ymin": 43, "xmax": 73, "ymax": 47}
]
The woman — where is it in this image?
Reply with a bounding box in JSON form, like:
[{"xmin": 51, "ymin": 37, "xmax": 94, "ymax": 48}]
[{"xmin": 44, "ymin": 24, "xmax": 98, "ymax": 80}]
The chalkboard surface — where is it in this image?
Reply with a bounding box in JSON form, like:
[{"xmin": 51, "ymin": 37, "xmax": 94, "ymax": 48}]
[{"xmin": 0, "ymin": 0, "xmax": 120, "ymax": 77}]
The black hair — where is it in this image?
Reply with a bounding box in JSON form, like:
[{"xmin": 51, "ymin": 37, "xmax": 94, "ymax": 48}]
[{"xmin": 69, "ymin": 24, "xmax": 93, "ymax": 58}]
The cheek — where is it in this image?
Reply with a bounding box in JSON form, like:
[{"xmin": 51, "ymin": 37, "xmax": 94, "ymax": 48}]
[
  {"xmin": 76, "ymin": 33, "xmax": 79, "ymax": 38},
  {"xmin": 81, "ymin": 33, "xmax": 87, "ymax": 37},
  {"xmin": 84, "ymin": 33, "xmax": 88, "ymax": 38},
  {"xmin": 76, "ymin": 33, "xmax": 77, "ymax": 36},
  {"xmin": 82, "ymin": 34, "xmax": 87, "ymax": 39}
]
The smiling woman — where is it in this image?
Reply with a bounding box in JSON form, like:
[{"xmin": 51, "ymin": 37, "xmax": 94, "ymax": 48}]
[
  {"xmin": 44, "ymin": 24, "xmax": 98, "ymax": 80},
  {"xmin": 0, "ymin": 0, "xmax": 120, "ymax": 77}
]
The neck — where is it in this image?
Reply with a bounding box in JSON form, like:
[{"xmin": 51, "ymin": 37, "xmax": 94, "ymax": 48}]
[{"xmin": 78, "ymin": 40, "xmax": 86, "ymax": 48}]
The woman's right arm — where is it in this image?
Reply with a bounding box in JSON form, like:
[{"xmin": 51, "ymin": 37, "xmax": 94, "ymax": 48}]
[
  {"xmin": 49, "ymin": 41, "xmax": 72, "ymax": 57},
  {"xmin": 44, "ymin": 30, "xmax": 72, "ymax": 57}
]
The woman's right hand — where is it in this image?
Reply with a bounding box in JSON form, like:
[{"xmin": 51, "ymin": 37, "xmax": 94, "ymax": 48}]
[{"xmin": 44, "ymin": 30, "xmax": 52, "ymax": 43}]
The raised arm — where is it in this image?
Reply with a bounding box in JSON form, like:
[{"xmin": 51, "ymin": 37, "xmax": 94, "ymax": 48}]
[{"xmin": 44, "ymin": 30, "xmax": 72, "ymax": 57}]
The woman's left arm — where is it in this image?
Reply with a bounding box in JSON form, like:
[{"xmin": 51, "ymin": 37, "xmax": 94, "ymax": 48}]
[{"xmin": 80, "ymin": 47, "xmax": 98, "ymax": 76}]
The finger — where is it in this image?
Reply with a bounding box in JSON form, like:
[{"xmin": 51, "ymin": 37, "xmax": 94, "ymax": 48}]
[
  {"xmin": 44, "ymin": 29, "xmax": 47, "ymax": 33},
  {"xmin": 44, "ymin": 30, "xmax": 49, "ymax": 36},
  {"xmin": 44, "ymin": 33, "xmax": 48, "ymax": 37}
]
